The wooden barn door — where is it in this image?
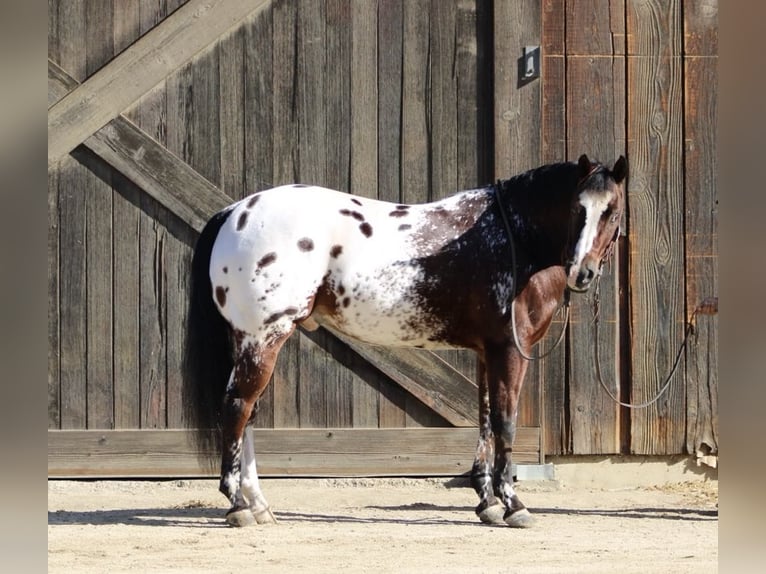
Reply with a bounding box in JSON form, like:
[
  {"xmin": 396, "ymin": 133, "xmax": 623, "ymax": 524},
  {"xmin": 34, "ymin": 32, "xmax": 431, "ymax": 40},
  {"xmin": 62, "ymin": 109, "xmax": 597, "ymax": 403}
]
[{"xmin": 48, "ymin": 0, "xmax": 545, "ymax": 478}]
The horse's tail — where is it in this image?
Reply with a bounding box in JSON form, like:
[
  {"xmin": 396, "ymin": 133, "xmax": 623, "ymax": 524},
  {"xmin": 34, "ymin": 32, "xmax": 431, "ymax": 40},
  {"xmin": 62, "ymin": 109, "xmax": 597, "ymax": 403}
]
[{"xmin": 183, "ymin": 206, "xmax": 235, "ymax": 471}]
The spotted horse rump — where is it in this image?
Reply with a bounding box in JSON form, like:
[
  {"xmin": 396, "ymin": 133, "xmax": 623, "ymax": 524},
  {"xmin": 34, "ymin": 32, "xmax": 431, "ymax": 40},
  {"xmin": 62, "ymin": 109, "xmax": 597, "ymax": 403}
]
[{"xmin": 183, "ymin": 154, "xmax": 628, "ymax": 528}]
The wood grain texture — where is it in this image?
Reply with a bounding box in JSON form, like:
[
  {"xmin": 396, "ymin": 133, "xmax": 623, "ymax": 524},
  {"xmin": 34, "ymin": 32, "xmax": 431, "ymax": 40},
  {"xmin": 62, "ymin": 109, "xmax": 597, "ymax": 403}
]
[
  {"xmin": 48, "ymin": 0, "xmax": 270, "ymax": 164},
  {"xmin": 627, "ymin": 0, "xmax": 686, "ymax": 454},
  {"xmin": 48, "ymin": 168, "xmax": 61, "ymax": 429},
  {"xmin": 565, "ymin": 31, "xmax": 624, "ymax": 453},
  {"xmin": 377, "ymin": 0, "xmax": 403, "ymax": 204},
  {"xmin": 683, "ymin": 0, "xmax": 718, "ymax": 458},
  {"xmin": 48, "ymin": 428, "xmax": 540, "ymax": 477},
  {"xmin": 540, "ymin": 0, "xmax": 567, "ymax": 454}
]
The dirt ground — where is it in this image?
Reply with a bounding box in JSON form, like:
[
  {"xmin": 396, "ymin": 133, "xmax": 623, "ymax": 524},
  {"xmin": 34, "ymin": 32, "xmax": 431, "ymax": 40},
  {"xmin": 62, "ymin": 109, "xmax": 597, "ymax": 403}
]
[{"xmin": 48, "ymin": 470, "xmax": 718, "ymax": 574}]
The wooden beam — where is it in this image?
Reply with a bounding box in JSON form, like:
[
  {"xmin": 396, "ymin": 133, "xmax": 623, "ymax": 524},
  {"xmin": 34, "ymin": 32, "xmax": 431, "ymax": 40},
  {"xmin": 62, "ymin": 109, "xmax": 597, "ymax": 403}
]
[
  {"xmin": 48, "ymin": 60, "xmax": 231, "ymax": 232},
  {"xmin": 324, "ymin": 327, "xmax": 479, "ymax": 427},
  {"xmin": 48, "ymin": 0, "xmax": 271, "ymax": 165},
  {"xmin": 48, "ymin": 428, "xmax": 540, "ymax": 478}
]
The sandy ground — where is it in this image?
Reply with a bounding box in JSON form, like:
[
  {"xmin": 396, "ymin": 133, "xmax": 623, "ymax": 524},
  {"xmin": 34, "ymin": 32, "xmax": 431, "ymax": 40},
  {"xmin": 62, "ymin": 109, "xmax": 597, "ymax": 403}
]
[{"xmin": 48, "ymin": 473, "xmax": 717, "ymax": 574}]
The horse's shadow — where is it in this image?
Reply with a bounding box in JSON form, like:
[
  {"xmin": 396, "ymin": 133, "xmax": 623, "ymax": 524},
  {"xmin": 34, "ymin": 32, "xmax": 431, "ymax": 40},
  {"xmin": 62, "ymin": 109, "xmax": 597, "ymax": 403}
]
[{"xmin": 48, "ymin": 502, "xmax": 717, "ymax": 528}]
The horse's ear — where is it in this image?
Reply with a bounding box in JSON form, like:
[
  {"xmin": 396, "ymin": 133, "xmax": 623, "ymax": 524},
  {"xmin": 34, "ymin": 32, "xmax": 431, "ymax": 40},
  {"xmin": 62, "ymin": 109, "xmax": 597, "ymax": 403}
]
[
  {"xmin": 612, "ymin": 155, "xmax": 628, "ymax": 184},
  {"xmin": 577, "ymin": 154, "xmax": 591, "ymax": 177}
]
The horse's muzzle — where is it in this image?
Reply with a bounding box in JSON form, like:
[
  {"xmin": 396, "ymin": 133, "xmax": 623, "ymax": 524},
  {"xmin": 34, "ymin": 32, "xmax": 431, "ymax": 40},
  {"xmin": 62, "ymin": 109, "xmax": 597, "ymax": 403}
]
[{"xmin": 566, "ymin": 261, "xmax": 597, "ymax": 292}]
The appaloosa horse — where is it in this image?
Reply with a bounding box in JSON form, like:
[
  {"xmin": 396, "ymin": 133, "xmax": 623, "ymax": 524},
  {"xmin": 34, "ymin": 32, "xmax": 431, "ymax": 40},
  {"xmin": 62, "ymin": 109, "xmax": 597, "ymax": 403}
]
[{"xmin": 183, "ymin": 154, "xmax": 628, "ymax": 528}]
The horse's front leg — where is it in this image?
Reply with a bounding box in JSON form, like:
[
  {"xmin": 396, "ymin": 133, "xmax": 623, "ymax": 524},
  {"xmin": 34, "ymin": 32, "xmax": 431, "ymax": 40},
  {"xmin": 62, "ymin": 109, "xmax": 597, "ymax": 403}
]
[
  {"xmin": 486, "ymin": 341, "xmax": 534, "ymax": 528},
  {"xmin": 470, "ymin": 362, "xmax": 505, "ymax": 524}
]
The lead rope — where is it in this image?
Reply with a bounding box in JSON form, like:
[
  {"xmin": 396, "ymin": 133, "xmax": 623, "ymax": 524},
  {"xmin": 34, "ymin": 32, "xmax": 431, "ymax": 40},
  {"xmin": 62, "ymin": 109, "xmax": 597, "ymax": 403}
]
[
  {"xmin": 494, "ymin": 184, "xmax": 571, "ymax": 361},
  {"xmin": 592, "ymin": 276, "xmax": 718, "ymax": 409}
]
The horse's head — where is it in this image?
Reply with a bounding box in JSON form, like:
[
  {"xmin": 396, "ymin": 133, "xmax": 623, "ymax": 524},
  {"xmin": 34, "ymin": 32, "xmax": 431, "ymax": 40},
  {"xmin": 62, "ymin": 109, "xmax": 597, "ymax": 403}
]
[{"xmin": 565, "ymin": 154, "xmax": 628, "ymax": 292}]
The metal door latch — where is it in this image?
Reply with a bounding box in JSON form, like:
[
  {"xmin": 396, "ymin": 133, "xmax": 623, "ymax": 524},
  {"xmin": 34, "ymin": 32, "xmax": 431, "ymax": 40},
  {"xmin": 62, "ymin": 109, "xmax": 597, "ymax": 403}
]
[{"xmin": 521, "ymin": 45, "xmax": 540, "ymax": 82}]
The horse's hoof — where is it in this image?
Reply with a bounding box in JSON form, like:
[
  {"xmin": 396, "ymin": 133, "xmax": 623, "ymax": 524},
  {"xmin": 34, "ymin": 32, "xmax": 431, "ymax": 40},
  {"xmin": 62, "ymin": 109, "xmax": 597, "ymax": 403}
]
[
  {"xmin": 225, "ymin": 508, "xmax": 256, "ymax": 527},
  {"xmin": 477, "ymin": 503, "xmax": 506, "ymax": 525},
  {"xmin": 504, "ymin": 508, "xmax": 535, "ymax": 528},
  {"xmin": 252, "ymin": 506, "xmax": 278, "ymax": 525}
]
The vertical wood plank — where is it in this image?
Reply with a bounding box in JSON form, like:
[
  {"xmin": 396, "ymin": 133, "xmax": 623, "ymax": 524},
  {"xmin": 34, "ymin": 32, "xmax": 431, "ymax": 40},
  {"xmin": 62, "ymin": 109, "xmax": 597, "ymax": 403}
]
[
  {"xmin": 135, "ymin": 0, "xmax": 169, "ymax": 429},
  {"xmin": 565, "ymin": 0, "xmax": 624, "ymax": 455},
  {"xmin": 56, "ymin": 0, "xmax": 87, "ymax": 429},
  {"xmin": 493, "ymin": 0, "xmax": 541, "ymax": 176},
  {"xmin": 494, "ymin": 0, "xmax": 542, "ymax": 437},
  {"xmin": 400, "ymin": 0, "xmax": 430, "ymax": 205},
  {"xmin": 48, "ymin": 167, "xmax": 61, "ymax": 429},
  {"xmin": 377, "ymin": 0, "xmax": 403, "ymax": 204},
  {"xmin": 112, "ymin": 0, "xmax": 142, "ymax": 430},
  {"xmin": 296, "ymin": 0, "xmax": 328, "ymax": 428},
  {"xmin": 165, "ymin": 55, "xmax": 196, "ymax": 429},
  {"xmin": 83, "ymin": 153, "xmax": 115, "ymax": 429},
  {"xmin": 350, "ymin": 0, "xmax": 378, "ymax": 200},
  {"xmin": 325, "ymin": 0, "xmax": 354, "ymax": 428},
  {"xmin": 683, "ymin": 0, "xmax": 718, "ymax": 459},
  {"xmin": 244, "ymin": 6, "xmax": 276, "ymax": 428},
  {"xmin": 271, "ymin": 0, "xmax": 300, "ymax": 427},
  {"xmin": 84, "ymin": 0, "xmax": 115, "ymax": 430},
  {"xmin": 450, "ymin": 0, "xmax": 484, "ymax": 389},
  {"xmin": 627, "ymin": 0, "xmax": 686, "ymax": 454},
  {"xmin": 349, "ymin": 0, "xmax": 381, "ymax": 428},
  {"xmin": 376, "ymin": 0, "xmax": 407, "ymax": 425},
  {"xmin": 219, "ymin": 26, "xmax": 246, "ymax": 201},
  {"xmin": 58, "ymin": 157, "xmax": 88, "ymax": 429},
  {"xmin": 540, "ymin": 0, "xmax": 568, "ymax": 455}
]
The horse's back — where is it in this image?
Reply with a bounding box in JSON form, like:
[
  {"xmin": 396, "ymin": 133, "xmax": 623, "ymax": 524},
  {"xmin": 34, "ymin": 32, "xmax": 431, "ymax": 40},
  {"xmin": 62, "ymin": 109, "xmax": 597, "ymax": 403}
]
[{"xmin": 208, "ymin": 184, "xmax": 492, "ymax": 348}]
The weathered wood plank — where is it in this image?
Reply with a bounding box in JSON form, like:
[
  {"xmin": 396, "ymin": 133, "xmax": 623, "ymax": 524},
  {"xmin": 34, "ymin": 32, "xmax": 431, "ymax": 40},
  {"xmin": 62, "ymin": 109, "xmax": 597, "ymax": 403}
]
[
  {"xmin": 83, "ymin": 152, "xmax": 115, "ymax": 429},
  {"xmin": 325, "ymin": 0, "xmax": 354, "ymax": 428},
  {"xmin": 48, "ymin": 428, "xmax": 541, "ymax": 477},
  {"xmin": 219, "ymin": 26, "xmax": 246, "ymax": 200},
  {"xmin": 243, "ymin": 7, "xmax": 276, "ymax": 428},
  {"xmin": 493, "ymin": 0, "xmax": 541, "ymax": 175},
  {"xmin": 111, "ymin": 2, "xmax": 142, "ymax": 430},
  {"xmin": 401, "ymin": 0, "xmax": 430, "ymax": 206},
  {"xmin": 48, "ymin": 60, "xmax": 231, "ymax": 233},
  {"xmin": 349, "ymin": 0, "xmax": 381, "ymax": 427},
  {"xmin": 271, "ymin": 0, "xmax": 301, "ymax": 428},
  {"xmin": 627, "ymin": 0, "xmax": 686, "ymax": 454},
  {"xmin": 48, "ymin": 0, "xmax": 271, "ymax": 164},
  {"xmin": 377, "ymin": 0, "xmax": 403, "ymax": 204},
  {"xmin": 350, "ymin": 0, "xmax": 378, "ymax": 200},
  {"xmin": 48, "ymin": 168, "xmax": 60, "ymax": 429},
  {"xmin": 565, "ymin": 0, "xmax": 624, "ymax": 454},
  {"xmin": 58, "ymin": 156, "xmax": 88, "ymax": 429},
  {"xmin": 326, "ymin": 327, "xmax": 478, "ymax": 428},
  {"xmin": 540, "ymin": 0, "xmax": 567, "ymax": 455},
  {"xmin": 683, "ymin": 0, "xmax": 718, "ymax": 459}
]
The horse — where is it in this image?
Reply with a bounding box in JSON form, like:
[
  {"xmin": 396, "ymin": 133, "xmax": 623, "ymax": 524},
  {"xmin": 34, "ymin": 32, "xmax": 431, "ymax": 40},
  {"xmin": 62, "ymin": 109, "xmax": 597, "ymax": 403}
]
[{"xmin": 183, "ymin": 153, "xmax": 628, "ymax": 528}]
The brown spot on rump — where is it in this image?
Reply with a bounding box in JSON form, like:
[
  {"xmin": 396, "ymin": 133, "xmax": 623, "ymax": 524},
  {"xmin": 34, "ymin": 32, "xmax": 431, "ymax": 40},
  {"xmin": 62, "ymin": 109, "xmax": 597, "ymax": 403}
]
[
  {"xmin": 257, "ymin": 252, "xmax": 277, "ymax": 269},
  {"xmin": 246, "ymin": 194, "xmax": 260, "ymax": 208},
  {"xmin": 237, "ymin": 211, "xmax": 248, "ymax": 230},
  {"xmin": 340, "ymin": 209, "xmax": 365, "ymax": 221},
  {"xmin": 389, "ymin": 207, "xmax": 409, "ymax": 217},
  {"xmin": 398, "ymin": 224, "xmax": 412, "ymax": 231},
  {"xmin": 292, "ymin": 184, "xmax": 310, "ymax": 188},
  {"xmin": 338, "ymin": 283, "xmax": 346, "ymax": 296},
  {"xmin": 223, "ymin": 266, "xmax": 228, "ymax": 273},
  {"xmin": 330, "ymin": 245, "xmax": 343, "ymax": 258},
  {"xmin": 215, "ymin": 286, "xmax": 227, "ymax": 307},
  {"xmin": 359, "ymin": 222, "xmax": 373, "ymax": 237},
  {"xmin": 297, "ymin": 238, "xmax": 315, "ymax": 252},
  {"xmin": 284, "ymin": 307, "xmax": 299, "ymax": 315},
  {"xmin": 351, "ymin": 198, "xmax": 362, "ymax": 206},
  {"xmin": 342, "ymin": 297, "xmax": 351, "ymax": 308}
]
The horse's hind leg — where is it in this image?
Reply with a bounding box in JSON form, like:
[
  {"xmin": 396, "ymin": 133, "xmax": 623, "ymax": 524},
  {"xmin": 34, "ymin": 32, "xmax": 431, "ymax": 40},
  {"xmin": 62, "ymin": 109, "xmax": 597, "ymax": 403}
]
[
  {"xmin": 219, "ymin": 334, "xmax": 289, "ymax": 527},
  {"xmin": 241, "ymin": 425, "xmax": 277, "ymax": 524},
  {"xmin": 470, "ymin": 364, "xmax": 505, "ymax": 525}
]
